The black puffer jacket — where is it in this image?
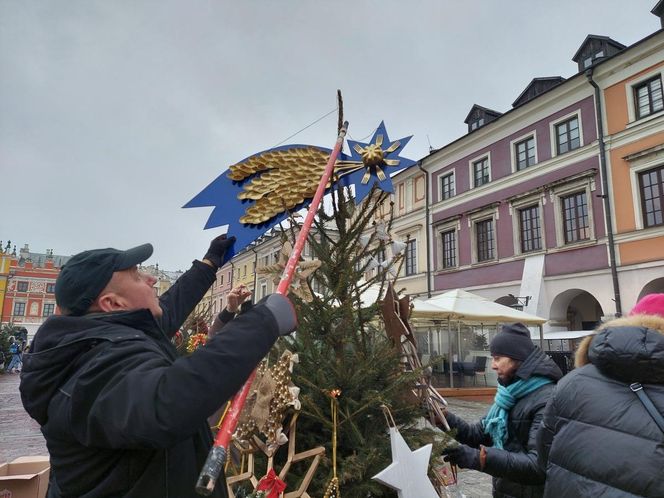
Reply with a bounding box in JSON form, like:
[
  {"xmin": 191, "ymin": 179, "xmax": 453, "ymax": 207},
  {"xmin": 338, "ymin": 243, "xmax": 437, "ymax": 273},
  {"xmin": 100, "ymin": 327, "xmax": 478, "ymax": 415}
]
[
  {"xmin": 536, "ymin": 314, "xmax": 664, "ymax": 497},
  {"xmin": 446, "ymin": 348, "xmax": 562, "ymax": 498},
  {"xmin": 20, "ymin": 261, "xmax": 281, "ymax": 498}
]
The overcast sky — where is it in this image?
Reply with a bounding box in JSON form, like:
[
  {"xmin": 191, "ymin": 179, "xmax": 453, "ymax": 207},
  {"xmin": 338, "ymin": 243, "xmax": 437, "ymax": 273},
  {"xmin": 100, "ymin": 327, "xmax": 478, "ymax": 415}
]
[{"xmin": 1, "ymin": 1, "xmax": 660, "ymax": 270}]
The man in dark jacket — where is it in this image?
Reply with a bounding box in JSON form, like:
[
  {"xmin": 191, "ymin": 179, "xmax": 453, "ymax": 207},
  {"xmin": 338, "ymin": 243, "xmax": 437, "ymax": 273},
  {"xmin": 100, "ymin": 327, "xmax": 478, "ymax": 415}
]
[
  {"xmin": 441, "ymin": 323, "xmax": 562, "ymax": 498},
  {"xmin": 536, "ymin": 294, "xmax": 664, "ymax": 497},
  {"xmin": 19, "ymin": 236, "xmax": 297, "ymax": 498}
]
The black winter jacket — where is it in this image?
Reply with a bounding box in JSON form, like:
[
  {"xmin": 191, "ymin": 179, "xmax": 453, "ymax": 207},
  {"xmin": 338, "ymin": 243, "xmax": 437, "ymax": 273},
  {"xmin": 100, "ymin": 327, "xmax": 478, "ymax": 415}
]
[
  {"xmin": 20, "ymin": 261, "xmax": 281, "ymax": 498},
  {"xmin": 446, "ymin": 348, "xmax": 562, "ymax": 498},
  {"xmin": 536, "ymin": 314, "xmax": 664, "ymax": 497}
]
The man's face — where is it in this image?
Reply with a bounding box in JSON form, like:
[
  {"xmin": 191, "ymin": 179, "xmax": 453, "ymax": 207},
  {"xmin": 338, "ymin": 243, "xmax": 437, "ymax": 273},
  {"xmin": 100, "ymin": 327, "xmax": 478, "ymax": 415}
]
[
  {"xmin": 102, "ymin": 266, "xmax": 162, "ymax": 318},
  {"xmin": 491, "ymin": 355, "xmax": 520, "ymax": 384}
]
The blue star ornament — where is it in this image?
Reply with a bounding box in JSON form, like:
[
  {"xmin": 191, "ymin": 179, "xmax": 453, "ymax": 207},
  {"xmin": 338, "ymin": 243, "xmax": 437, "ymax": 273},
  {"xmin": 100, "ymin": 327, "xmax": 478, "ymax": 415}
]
[
  {"xmin": 340, "ymin": 121, "xmax": 416, "ymax": 203},
  {"xmin": 184, "ymin": 122, "xmax": 417, "ymax": 259}
]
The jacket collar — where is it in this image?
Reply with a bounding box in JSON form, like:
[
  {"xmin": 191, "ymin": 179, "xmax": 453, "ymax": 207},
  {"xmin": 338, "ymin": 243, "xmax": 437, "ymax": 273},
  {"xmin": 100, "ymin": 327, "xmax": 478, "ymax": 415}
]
[
  {"xmin": 86, "ymin": 308, "xmax": 165, "ymax": 340},
  {"xmin": 576, "ymin": 314, "xmax": 664, "ymax": 367}
]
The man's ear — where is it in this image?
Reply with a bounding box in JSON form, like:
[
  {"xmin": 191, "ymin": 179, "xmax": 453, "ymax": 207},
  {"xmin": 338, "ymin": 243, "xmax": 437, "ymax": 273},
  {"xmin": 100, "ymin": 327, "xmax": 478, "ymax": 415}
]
[{"xmin": 95, "ymin": 292, "xmax": 128, "ymax": 313}]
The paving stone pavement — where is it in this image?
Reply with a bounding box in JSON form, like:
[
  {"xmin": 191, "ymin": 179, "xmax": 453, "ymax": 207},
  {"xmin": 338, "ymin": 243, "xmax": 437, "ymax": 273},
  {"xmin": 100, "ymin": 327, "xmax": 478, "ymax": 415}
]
[
  {"xmin": 0, "ymin": 372, "xmax": 494, "ymax": 496},
  {"xmin": 0, "ymin": 371, "xmax": 48, "ymax": 463},
  {"xmin": 443, "ymin": 397, "xmax": 494, "ymax": 498}
]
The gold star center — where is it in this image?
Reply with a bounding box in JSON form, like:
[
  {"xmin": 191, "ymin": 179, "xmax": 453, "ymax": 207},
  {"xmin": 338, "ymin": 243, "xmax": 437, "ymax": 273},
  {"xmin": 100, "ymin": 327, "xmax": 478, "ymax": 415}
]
[{"xmin": 361, "ymin": 143, "xmax": 385, "ymax": 166}]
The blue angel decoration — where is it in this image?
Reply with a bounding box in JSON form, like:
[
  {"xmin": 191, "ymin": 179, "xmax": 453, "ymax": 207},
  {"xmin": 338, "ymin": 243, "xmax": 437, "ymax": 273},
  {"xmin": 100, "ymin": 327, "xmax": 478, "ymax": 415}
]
[{"xmin": 184, "ymin": 122, "xmax": 417, "ymax": 260}]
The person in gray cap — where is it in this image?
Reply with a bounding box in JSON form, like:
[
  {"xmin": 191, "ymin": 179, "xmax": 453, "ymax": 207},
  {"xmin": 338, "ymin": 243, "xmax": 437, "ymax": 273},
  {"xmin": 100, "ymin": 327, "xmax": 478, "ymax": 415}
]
[
  {"xmin": 19, "ymin": 235, "xmax": 297, "ymax": 498},
  {"xmin": 441, "ymin": 323, "xmax": 562, "ymax": 498}
]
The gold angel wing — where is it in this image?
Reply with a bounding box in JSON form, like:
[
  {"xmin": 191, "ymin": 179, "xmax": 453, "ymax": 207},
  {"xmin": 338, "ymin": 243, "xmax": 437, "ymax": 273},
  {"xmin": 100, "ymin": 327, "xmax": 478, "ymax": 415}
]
[{"xmin": 227, "ymin": 147, "xmax": 334, "ymax": 225}]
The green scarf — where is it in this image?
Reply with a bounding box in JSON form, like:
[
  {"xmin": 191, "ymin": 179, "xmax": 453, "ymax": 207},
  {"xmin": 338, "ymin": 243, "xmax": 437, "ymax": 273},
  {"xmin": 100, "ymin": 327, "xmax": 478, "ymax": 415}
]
[{"xmin": 482, "ymin": 375, "xmax": 553, "ymax": 449}]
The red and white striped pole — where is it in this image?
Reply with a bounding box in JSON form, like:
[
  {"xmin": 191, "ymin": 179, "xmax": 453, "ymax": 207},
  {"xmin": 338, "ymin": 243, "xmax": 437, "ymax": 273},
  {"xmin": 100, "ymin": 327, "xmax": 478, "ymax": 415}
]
[{"xmin": 196, "ymin": 121, "xmax": 349, "ymax": 495}]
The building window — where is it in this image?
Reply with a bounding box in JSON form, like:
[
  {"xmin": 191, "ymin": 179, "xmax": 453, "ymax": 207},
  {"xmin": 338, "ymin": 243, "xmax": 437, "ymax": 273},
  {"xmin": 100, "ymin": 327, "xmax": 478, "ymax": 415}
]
[
  {"xmin": 219, "ymin": 274, "xmax": 224, "ymax": 285},
  {"xmin": 441, "ymin": 172, "xmax": 455, "ymax": 200},
  {"xmin": 405, "ymin": 239, "xmax": 417, "ymax": 276},
  {"xmin": 43, "ymin": 303, "xmax": 55, "ymax": 317},
  {"xmin": 519, "ymin": 205, "xmax": 542, "ymax": 252},
  {"xmin": 476, "ymin": 219, "xmax": 495, "ymax": 262},
  {"xmin": 639, "ymin": 165, "xmax": 664, "ymax": 228},
  {"xmin": 515, "ymin": 136, "xmax": 536, "ymax": 171},
  {"xmin": 46, "ymin": 283, "xmax": 55, "ymax": 293},
  {"xmin": 473, "ymin": 158, "xmax": 490, "ymax": 187},
  {"xmin": 470, "ymin": 118, "xmax": 484, "ymax": 131},
  {"xmin": 17, "ymin": 281, "xmax": 28, "ymax": 292},
  {"xmin": 13, "ymin": 302, "xmax": 26, "ymax": 316},
  {"xmin": 260, "ymin": 282, "xmax": 268, "ymax": 298},
  {"xmin": 583, "ymin": 50, "xmax": 604, "ymax": 69},
  {"xmin": 441, "ymin": 230, "xmax": 457, "ymax": 269},
  {"xmin": 562, "ymin": 191, "xmax": 590, "ymax": 243},
  {"xmin": 311, "ymin": 278, "xmax": 322, "ymax": 295},
  {"xmin": 556, "ymin": 117, "xmax": 580, "ymax": 155},
  {"xmin": 634, "ymin": 76, "xmax": 663, "ymax": 119}
]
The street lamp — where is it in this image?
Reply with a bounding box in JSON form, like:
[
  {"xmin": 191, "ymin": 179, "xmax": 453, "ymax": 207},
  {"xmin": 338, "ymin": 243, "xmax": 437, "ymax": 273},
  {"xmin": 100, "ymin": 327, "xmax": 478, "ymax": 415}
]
[{"xmin": 507, "ymin": 294, "xmax": 531, "ymax": 311}]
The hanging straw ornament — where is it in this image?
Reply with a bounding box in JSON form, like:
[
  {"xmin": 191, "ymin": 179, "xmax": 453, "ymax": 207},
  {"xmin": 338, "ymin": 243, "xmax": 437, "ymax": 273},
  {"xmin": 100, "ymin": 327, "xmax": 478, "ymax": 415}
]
[
  {"xmin": 323, "ymin": 389, "xmax": 342, "ymax": 498},
  {"xmin": 391, "ymin": 240, "xmax": 407, "ymax": 256}
]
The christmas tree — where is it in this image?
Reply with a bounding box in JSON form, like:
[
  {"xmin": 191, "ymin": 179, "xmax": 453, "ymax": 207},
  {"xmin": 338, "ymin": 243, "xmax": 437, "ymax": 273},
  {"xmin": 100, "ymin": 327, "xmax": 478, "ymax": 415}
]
[{"xmin": 279, "ymin": 183, "xmax": 443, "ymax": 496}]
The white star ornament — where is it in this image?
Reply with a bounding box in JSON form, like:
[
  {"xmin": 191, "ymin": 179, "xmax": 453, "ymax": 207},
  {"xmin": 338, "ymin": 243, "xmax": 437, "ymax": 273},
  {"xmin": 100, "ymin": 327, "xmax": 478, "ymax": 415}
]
[{"xmin": 372, "ymin": 427, "xmax": 439, "ymax": 498}]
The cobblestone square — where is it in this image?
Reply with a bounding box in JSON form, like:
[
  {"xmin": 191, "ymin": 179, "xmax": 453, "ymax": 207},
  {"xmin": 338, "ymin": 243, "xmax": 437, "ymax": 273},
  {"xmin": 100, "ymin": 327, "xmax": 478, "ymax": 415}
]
[{"xmin": 0, "ymin": 373, "xmax": 493, "ymax": 497}]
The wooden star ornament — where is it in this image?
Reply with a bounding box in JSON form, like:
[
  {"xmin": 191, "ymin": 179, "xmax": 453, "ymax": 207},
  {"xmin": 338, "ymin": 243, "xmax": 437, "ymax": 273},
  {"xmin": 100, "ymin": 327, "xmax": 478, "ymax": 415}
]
[{"xmin": 256, "ymin": 240, "xmax": 321, "ymax": 301}]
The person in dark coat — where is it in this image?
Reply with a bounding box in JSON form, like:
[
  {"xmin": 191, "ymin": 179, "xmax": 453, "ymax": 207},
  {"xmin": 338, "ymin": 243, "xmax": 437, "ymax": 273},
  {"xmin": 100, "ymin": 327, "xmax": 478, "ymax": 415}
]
[
  {"xmin": 19, "ymin": 236, "xmax": 297, "ymax": 498},
  {"xmin": 441, "ymin": 323, "xmax": 563, "ymax": 498},
  {"xmin": 536, "ymin": 294, "xmax": 664, "ymax": 497}
]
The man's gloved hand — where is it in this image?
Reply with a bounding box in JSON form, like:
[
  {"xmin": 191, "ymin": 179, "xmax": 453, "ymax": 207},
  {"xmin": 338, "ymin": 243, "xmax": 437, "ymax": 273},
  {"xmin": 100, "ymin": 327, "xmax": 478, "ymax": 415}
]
[
  {"xmin": 259, "ymin": 294, "xmax": 298, "ymax": 336},
  {"xmin": 204, "ymin": 235, "xmax": 236, "ymax": 268},
  {"xmin": 442, "ymin": 443, "xmax": 481, "ymax": 470}
]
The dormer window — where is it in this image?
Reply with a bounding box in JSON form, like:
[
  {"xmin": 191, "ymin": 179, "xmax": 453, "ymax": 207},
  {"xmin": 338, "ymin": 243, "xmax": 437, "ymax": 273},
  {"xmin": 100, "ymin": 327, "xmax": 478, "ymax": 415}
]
[
  {"xmin": 583, "ymin": 50, "xmax": 604, "ymax": 69},
  {"xmin": 572, "ymin": 35, "xmax": 625, "ymax": 73},
  {"xmin": 512, "ymin": 77, "xmax": 565, "ymax": 108},
  {"xmin": 470, "ymin": 118, "xmax": 484, "ymax": 131},
  {"xmin": 464, "ymin": 105, "xmax": 502, "ymax": 133}
]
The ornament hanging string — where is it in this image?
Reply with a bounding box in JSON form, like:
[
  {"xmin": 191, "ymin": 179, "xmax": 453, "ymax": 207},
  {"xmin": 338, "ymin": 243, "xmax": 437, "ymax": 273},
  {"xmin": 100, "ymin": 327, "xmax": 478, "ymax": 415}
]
[
  {"xmin": 323, "ymin": 389, "xmax": 342, "ymax": 498},
  {"xmin": 195, "ymin": 118, "xmax": 350, "ymax": 496},
  {"xmin": 380, "ymin": 404, "xmax": 396, "ymax": 428}
]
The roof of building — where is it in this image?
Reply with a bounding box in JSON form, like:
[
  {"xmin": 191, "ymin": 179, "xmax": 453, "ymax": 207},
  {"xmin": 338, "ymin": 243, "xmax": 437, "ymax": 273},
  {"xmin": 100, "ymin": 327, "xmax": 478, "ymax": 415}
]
[
  {"xmin": 512, "ymin": 77, "xmax": 566, "ymax": 108},
  {"xmin": 571, "ymin": 34, "xmax": 626, "ymax": 62},
  {"xmin": 425, "ymin": 27, "xmax": 663, "ymax": 160}
]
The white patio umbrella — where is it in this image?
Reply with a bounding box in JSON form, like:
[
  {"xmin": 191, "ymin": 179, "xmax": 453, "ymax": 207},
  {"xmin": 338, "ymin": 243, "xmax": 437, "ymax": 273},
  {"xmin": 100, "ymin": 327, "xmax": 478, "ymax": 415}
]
[{"xmin": 410, "ymin": 289, "xmax": 547, "ymax": 388}]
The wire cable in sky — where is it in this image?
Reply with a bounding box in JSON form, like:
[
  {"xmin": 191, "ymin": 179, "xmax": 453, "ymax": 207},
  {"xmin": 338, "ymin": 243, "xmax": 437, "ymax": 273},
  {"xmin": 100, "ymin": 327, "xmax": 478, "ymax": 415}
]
[
  {"xmin": 347, "ymin": 126, "xmax": 378, "ymax": 143},
  {"xmin": 273, "ymin": 107, "xmax": 338, "ymax": 147}
]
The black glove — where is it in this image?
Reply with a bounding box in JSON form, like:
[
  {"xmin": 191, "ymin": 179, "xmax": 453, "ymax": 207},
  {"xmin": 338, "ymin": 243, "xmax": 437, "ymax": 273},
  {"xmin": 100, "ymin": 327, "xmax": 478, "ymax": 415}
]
[
  {"xmin": 442, "ymin": 443, "xmax": 480, "ymax": 470},
  {"xmin": 258, "ymin": 294, "xmax": 298, "ymax": 336},
  {"xmin": 203, "ymin": 235, "xmax": 236, "ymax": 268}
]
